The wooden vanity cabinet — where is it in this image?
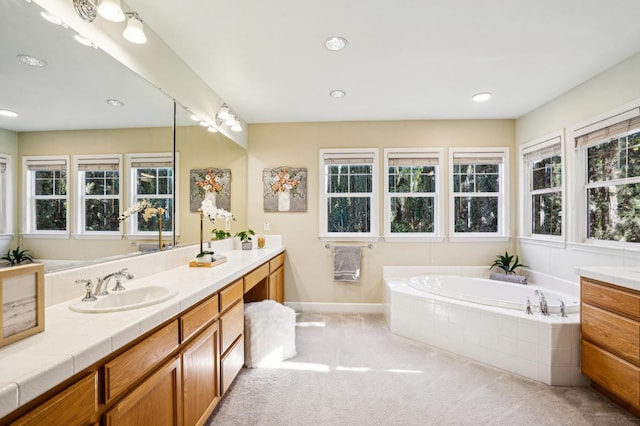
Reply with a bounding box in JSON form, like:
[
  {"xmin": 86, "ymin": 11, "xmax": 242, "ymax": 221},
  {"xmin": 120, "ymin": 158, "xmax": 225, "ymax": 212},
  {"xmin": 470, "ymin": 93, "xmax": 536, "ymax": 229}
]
[
  {"xmin": 581, "ymin": 277, "xmax": 640, "ymax": 411},
  {"xmin": 268, "ymin": 252, "xmax": 285, "ymax": 303},
  {"xmin": 219, "ymin": 279, "xmax": 245, "ymax": 394}
]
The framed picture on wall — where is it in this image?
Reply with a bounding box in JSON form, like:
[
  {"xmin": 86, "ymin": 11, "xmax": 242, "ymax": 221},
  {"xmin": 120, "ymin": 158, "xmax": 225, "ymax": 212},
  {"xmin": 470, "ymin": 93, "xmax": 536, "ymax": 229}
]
[
  {"xmin": 263, "ymin": 166, "xmax": 307, "ymax": 212},
  {"xmin": 190, "ymin": 168, "xmax": 231, "ymax": 212}
]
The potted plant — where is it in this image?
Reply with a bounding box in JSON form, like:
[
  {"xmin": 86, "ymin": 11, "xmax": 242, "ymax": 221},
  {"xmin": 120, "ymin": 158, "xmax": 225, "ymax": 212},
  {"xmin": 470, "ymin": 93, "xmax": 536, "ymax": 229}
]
[
  {"xmin": 489, "ymin": 251, "xmax": 529, "ymax": 284},
  {"xmin": 235, "ymin": 229, "xmax": 255, "ymax": 250},
  {"xmin": 211, "ymin": 229, "xmax": 231, "ymax": 241},
  {"xmin": 1, "ymin": 247, "xmax": 34, "ymax": 267}
]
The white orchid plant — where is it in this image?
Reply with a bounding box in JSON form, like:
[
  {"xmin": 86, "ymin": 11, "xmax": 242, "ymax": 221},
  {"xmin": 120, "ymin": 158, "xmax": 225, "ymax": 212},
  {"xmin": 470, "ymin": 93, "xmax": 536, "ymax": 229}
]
[
  {"xmin": 119, "ymin": 199, "xmax": 165, "ymax": 223},
  {"xmin": 197, "ymin": 198, "xmax": 235, "ymax": 258}
]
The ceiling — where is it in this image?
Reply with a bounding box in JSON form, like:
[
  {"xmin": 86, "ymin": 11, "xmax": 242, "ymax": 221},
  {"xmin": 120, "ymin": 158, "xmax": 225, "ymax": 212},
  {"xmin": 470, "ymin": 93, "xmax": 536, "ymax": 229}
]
[{"xmin": 125, "ymin": 0, "xmax": 640, "ymax": 124}]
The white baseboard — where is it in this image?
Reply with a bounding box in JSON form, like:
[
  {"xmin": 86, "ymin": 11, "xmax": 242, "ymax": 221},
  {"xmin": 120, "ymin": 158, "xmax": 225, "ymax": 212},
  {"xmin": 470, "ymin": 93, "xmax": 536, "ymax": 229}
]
[{"xmin": 284, "ymin": 302, "xmax": 384, "ymax": 314}]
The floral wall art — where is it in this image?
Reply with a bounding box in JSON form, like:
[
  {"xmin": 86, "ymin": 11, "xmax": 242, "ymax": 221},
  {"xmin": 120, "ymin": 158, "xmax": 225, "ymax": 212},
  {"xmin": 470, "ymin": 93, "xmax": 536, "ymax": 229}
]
[
  {"xmin": 263, "ymin": 166, "xmax": 307, "ymax": 212},
  {"xmin": 190, "ymin": 168, "xmax": 231, "ymax": 212}
]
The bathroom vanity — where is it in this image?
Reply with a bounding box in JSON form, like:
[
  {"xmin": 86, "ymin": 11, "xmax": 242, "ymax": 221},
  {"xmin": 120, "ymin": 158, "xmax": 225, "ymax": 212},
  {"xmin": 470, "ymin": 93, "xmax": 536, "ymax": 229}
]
[
  {"xmin": 0, "ymin": 245, "xmax": 285, "ymax": 425},
  {"xmin": 578, "ymin": 267, "xmax": 640, "ymax": 414}
]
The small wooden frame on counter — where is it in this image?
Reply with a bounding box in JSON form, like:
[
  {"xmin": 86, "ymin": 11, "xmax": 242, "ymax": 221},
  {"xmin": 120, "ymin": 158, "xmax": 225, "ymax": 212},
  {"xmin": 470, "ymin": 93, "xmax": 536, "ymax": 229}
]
[{"xmin": 0, "ymin": 263, "xmax": 44, "ymax": 348}]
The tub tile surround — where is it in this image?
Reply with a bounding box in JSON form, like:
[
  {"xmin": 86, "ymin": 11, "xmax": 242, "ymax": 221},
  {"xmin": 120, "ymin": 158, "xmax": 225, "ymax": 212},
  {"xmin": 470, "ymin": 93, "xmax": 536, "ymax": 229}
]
[
  {"xmin": 383, "ymin": 266, "xmax": 588, "ymax": 387},
  {"xmin": 0, "ymin": 236, "xmax": 284, "ymax": 419}
]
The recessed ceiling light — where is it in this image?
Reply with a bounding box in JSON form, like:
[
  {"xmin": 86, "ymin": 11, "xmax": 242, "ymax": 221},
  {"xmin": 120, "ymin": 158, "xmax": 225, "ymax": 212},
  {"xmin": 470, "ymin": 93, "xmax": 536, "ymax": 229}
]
[
  {"xmin": 0, "ymin": 109, "xmax": 18, "ymax": 118},
  {"xmin": 472, "ymin": 92, "xmax": 492, "ymax": 102},
  {"xmin": 325, "ymin": 36, "xmax": 348, "ymax": 51},
  {"xmin": 329, "ymin": 89, "xmax": 346, "ymax": 98},
  {"xmin": 16, "ymin": 54, "xmax": 47, "ymax": 67},
  {"xmin": 106, "ymin": 98, "xmax": 124, "ymax": 107}
]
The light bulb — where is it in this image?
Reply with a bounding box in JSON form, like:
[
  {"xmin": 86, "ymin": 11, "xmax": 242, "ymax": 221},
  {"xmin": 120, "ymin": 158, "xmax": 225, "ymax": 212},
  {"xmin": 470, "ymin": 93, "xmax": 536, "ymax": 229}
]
[
  {"xmin": 98, "ymin": 0, "xmax": 125, "ymax": 22},
  {"xmin": 123, "ymin": 16, "xmax": 147, "ymax": 44}
]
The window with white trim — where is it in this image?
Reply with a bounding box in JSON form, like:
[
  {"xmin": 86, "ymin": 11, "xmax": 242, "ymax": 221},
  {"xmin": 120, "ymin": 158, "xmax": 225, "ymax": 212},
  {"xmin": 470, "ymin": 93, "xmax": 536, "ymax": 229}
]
[
  {"xmin": 449, "ymin": 148, "xmax": 509, "ymax": 237},
  {"xmin": 75, "ymin": 155, "xmax": 121, "ymax": 234},
  {"xmin": 23, "ymin": 156, "xmax": 69, "ymax": 234},
  {"xmin": 384, "ymin": 148, "xmax": 443, "ymax": 239},
  {"xmin": 575, "ymin": 112, "xmax": 640, "ymax": 243},
  {"xmin": 127, "ymin": 153, "xmax": 175, "ymax": 236},
  {"xmin": 319, "ymin": 149, "xmax": 378, "ymax": 239},
  {"xmin": 521, "ymin": 136, "xmax": 563, "ymax": 238},
  {"xmin": 0, "ymin": 154, "xmax": 11, "ymax": 235}
]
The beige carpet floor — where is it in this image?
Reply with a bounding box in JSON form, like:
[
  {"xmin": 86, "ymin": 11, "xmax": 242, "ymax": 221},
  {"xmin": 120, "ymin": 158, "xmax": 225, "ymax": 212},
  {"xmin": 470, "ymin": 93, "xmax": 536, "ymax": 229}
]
[{"xmin": 207, "ymin": 313, "xmax": 640, "ymax": 425}]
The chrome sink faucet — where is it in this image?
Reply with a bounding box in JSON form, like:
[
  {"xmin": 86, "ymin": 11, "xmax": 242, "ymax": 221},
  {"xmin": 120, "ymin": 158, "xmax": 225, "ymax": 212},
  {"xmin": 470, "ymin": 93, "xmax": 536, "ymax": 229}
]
[
  {"xmin": 534, "ymin": 290, "xmax": 549, "ymax": 316},
  {"xmin": 94, "ymin": 268, "xmax": 134, "ymax": 296},
  {"xmin": 76, "ymin": 279, "xmax": 97, "ymax": 302}
]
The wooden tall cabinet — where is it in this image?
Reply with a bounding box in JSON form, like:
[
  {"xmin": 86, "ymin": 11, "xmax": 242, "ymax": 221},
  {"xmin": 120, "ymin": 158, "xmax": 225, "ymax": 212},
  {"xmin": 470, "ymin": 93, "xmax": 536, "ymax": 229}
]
[{"xmin": 581, "ymin": 277, "xmax": 640, "ymax": 412}]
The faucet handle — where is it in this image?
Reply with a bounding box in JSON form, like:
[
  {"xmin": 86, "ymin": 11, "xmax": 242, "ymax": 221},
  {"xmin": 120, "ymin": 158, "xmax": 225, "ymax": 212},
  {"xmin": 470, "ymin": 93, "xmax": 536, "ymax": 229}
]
[
  {"xmin": 76, "ymin": 279, "xmax": 97, "ymax": 302},
  {"xmin": 558, "ymin": 300, "xmax": 568, "ymax": 318}
]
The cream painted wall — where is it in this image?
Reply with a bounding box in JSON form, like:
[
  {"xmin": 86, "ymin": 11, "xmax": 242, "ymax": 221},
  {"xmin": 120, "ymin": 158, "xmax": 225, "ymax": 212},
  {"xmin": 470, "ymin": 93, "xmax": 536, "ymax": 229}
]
[
  {"xmin": 248, "ymin": 119, "xmax": 515, "ymax": 303},
  {"xmin": 0, "ymin": 129, "xmax": 19, "ymax": 254},
  {"xmin": 515, "ymin": 51, "xmax": 640, "ymax": 281},
  {"xmin": 17, "ymin": 125, "xmax": 246, "ymax": 261}
]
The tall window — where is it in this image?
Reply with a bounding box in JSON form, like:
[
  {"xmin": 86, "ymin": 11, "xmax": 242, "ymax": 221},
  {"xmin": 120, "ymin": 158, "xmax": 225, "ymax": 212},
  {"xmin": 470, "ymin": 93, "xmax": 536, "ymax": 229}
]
[
  {"xmin": 576, "ymin": 114, "xmax": 640, "ymax": 243},
  {"xmin": 384, "ymin": 149, "xmax": 443, "ymax": 239},
  {"xmin": 127, "ymin": 153, "xmax": 174, "ymax": 235},
  {"xmin": 75, "ymin": 155, "xmax": 121, "ymax": 234},
  {"xmin": 23, "ymin": 156, "xmax": 69, "ymax": 234},
  {"xmin": 522, "ymin": 136, "xmax": 563, "ymax": 238},
  {"xmin": 449, "ymin": 148, "xmax": 508, "ymax": 237},
  {"xmin": 0, "ymin": 154, "xmax": 10, "ymax": 235},
  {"xmin": 319, "ymin": 149, "xmax": 378, "ymax": 239}
]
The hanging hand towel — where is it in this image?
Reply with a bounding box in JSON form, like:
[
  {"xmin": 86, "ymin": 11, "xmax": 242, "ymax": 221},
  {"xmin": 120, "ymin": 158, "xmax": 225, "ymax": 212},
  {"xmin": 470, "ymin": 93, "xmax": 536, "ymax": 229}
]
[{"xmin": 333, "ymin": 245, "xmax": 361, "ymax": 282}]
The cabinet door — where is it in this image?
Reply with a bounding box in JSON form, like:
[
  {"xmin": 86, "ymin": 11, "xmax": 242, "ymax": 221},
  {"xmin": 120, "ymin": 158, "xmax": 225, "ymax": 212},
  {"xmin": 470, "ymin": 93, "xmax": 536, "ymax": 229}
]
[
  {"xmin": 14, "ymin": 372, "xmax": 98, "ymax": 426},
  {"xmin": 182, "ymin": 322, "xmax": 220, "ymax": 426},
  {"xmin": 268, "ymin": 266, "xmax": 285, "ymax": 303},
  {"xmin": 104, "ymin": 357, "xmax": 182, "ymax": 426}
]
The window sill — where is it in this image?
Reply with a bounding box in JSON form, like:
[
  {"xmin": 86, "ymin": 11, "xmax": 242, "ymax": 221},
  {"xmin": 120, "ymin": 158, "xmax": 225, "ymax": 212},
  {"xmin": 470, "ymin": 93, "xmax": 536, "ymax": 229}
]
[
  {"xmin": 383, "ymin": 235, "xmax": 445, "ymax": 243},
  {"xmin": 448, "ymin": 235, "xmax": 511, "ymax": 243},
  {"xmin": 0, "ymin": 234, "xmax": 15, "ymax": 240},
  {"xmin": 21, "ymin": 232, "xmax": 70, "ymax": 240},
  {"xmin": 518, "ymin": 236, "xmax": 566, "ymax": 249},
  {"xmin": 319, "ymin": 235, "xmax": 379, "ymax": 243},
  {"xmin": 567, "ymin": 241, "xmax": 640, "ymax": 256}
]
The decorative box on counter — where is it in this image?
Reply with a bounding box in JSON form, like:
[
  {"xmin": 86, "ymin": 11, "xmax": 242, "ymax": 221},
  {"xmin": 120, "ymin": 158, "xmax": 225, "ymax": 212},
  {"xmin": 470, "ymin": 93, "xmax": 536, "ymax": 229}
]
[{"xmin": 0, "ymin": 263, "xmax": 44, "ymax": 348}]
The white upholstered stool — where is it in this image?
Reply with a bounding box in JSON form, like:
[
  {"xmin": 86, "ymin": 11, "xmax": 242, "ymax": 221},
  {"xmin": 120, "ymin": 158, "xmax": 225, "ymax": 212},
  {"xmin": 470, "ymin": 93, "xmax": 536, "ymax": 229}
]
[{"xmin": 244, "ymin": 300, "xmax": 297, "ymax": 368}]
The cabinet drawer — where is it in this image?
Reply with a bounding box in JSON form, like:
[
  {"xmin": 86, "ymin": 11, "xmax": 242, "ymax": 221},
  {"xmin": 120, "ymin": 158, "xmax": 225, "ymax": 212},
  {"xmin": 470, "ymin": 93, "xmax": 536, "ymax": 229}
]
[
  {"xmin": 269, "ymin": 252, "xmax": 285, "ymax": 273},
  {"xmin": 582, "ymin": 340, "xmax": 640, "ymax": 408},
  {"xmin": 221, "ymin": 335, "xmax": 244, "ymax": 394},
  {"xmin": 582, "ymin": 278, "xmax": 640, "ymax": 321},
  {"xmin": 104, "ymin": 320, "xmax": 179, "ymax": 403},
  {"xmin": 180, "ymin": 294, "xmax": 219, "ymax": 343},
  {"xmin": 14, "ymin": 372, "xmax": 98, "ymax": 426},
  {"xmin": 220, "ymin": 279, "xmax": 243, "ymax": 312},
  {"xmin": 220, "ymin": 300, "xmax": 244, "ymax": 354},
  {"xmin": 244, "ymin": 263, "xmax": 269, "ymax": 294},
  {"xmin": 582, "ymin": 303, "xmax": 640, "ymax": 364}
]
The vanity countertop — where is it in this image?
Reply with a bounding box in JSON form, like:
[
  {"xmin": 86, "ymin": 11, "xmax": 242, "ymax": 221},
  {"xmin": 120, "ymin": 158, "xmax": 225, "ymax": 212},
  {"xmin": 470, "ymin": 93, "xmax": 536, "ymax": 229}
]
[
  {"xmin": 0, "ymin": 244, "xmax": 284, "ymax": 419},
  {"xmin": 576, "ymin": 266, "xmax": 640, "ymax": 292}
]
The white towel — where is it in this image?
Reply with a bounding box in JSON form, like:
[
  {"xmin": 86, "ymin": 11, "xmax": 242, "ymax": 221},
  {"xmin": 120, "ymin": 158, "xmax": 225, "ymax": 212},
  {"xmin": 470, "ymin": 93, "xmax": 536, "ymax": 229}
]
[{"xmin": 333, "ymin": 246, "xmax": 361, "ymax": 282}]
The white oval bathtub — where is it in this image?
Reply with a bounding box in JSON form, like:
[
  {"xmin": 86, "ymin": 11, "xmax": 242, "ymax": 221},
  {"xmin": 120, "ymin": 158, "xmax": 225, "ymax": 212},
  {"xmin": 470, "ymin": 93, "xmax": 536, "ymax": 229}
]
[{"xmin": 407, "ymin": 275, "xmax": 579, "ymax": 314}]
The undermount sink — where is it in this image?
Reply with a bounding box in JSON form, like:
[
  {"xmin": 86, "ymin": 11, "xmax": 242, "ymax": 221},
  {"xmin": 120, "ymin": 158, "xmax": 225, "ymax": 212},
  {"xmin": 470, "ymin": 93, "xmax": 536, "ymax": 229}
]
[{"xmin": 69, "ymin": 285, "xmax": 177, "ymax": 313}]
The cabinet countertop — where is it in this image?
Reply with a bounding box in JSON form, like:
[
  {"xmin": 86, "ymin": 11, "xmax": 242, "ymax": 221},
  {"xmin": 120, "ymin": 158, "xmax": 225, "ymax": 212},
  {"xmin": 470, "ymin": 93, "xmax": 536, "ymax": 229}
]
[
  {"xmin": 576, "ymin": 266, "xmax": 640, "ymax": 292},
  {"xmin": 0, "ymin": 245, "xmax": 284, "ymax": 419}
]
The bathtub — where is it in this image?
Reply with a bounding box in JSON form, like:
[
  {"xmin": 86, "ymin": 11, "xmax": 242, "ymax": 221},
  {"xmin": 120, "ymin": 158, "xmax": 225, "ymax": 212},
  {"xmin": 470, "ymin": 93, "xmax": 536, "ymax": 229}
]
[
  {"xmin": 383, "ymin": 266, "xmax": 587, "ymax": 387},
  {"xmin": 407, "ymin": 275, "xmax": 579, "ymax": 314}
]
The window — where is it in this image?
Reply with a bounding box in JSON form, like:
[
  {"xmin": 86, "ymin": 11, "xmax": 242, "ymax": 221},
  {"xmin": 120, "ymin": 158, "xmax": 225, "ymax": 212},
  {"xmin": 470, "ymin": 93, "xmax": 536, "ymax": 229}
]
[
  {"xmin": 384, "ymin": 149, "xmax": 443, "ymax": 239},
  {"xmin": 449, "ymin": 148, "xmax": 509, "ymax": 238},
  {"xmin": 126, "ymin": 153, "xmax": 175, "ymax": 236},
  {"xmin": 521, "ymin": 135, "xmax": 563, "ymax": 239},
  {"xmin": 0, "ymin": 154, "xmax": 11, "ymax": 236},
  {"xmin": 23, "ymin": 156, "xmax": 69, "ymax": 235},
  {"xmin": 319, "ymin": 149, "xmax": 378, "ymax": 240},
  {"xmin": 75, "ymin": 155, "xmax": 121, "ymax": 235},
  {"xmin": 576, "ymin": 112, "xmax": 640, "ymax": 243}
]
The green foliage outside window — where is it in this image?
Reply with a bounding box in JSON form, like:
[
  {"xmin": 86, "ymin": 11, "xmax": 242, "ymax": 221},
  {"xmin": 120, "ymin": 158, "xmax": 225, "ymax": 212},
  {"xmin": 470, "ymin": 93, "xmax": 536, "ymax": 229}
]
[
  {"xmin": 388, "ymin": 165, "xmax": 436, "ymax": 233},
  {"xmin": 34, "ymin": 169, "xmax": 67, "ymax": 231},
  {"xmin": 453, "ymin": 163, "xmax": 499, "ymax": 233}
]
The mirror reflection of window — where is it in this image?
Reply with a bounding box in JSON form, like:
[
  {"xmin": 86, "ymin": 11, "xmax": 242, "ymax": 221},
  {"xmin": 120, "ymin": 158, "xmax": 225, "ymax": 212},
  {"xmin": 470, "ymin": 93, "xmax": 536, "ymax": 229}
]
[
  {"xmin": 75, "ymin": 155, "xmax": 122, "ymax": 234},
  {"xmin": 23, "ymin": 156, "xmax": 69, "ymax": 234}
]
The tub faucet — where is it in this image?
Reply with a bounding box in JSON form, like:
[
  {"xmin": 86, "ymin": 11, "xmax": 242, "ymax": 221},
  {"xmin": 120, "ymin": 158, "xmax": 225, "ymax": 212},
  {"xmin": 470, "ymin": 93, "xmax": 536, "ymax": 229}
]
[
  {"xmin": 525, "ymin": 297, "xmax": 533, "ymax": 315},
  {"xmin": 534, "ymin": 290, "xmax": 549, "ymax": 316},
  {"xmin": 94, "ymin": 268, "xmax": 134, "ymax": 296}
]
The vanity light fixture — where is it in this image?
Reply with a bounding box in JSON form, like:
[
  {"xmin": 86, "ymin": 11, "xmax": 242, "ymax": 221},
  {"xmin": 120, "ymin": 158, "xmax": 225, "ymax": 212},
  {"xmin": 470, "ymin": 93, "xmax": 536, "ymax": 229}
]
[
  {"xmin": 329, "ymin": 89, "xmax": 346, "ymax": 98},
  {"xmin": 224, "ymin": 114, "xmax": 236, "ymax": 127},
  {"xmin": 212, "ymin": 103, "xmax": 243, "ymax": 132},
  {"xmin": 325, "ymin": 36, "xmax": 348, "ymax": 51},
  {"xmin": 16, "ymin": 54, "xmax": 47, "ymax": 67},
  {"xmin": 122, "ymin": 14, "xmax": 147, "ymax": 44},
  {"xmin": 0, "ymin": 109, "xmax": 18, "ymax": 118},
  {"xmin": 106, "ymin": 98, "xmax": 124, "ymax": 107},
  {"xmin": 217, "ymin": 104, "xmax": 230, "ymax": 121},
  {"xmin": 231, "ymin": 122, "xmax": 242, "ymax": 132},
  {"xmin": 98, "ymin": 0, "xmax": 125, "ymax": 22},
  {"xmin": 472, "ymin": 92, "xmax": 492, "ymax": 102}
]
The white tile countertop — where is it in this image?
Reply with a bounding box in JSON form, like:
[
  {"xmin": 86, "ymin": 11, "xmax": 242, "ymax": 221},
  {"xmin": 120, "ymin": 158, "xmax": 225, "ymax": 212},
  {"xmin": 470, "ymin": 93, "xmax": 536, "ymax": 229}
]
[
  {"xmin": 0, "ymin": 243, "xmax": 284, "ymax": 419},
  {"xmin": 576, "ymin": 266, "xmax": 640, "ymax": 292}
]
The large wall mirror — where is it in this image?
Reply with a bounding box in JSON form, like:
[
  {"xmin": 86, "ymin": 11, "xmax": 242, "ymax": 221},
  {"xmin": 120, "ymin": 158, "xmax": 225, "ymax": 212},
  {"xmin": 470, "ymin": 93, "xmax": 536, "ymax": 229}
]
[{"xmin": 0, "ymin": 0, "xmax": 247, "ymax": 271}]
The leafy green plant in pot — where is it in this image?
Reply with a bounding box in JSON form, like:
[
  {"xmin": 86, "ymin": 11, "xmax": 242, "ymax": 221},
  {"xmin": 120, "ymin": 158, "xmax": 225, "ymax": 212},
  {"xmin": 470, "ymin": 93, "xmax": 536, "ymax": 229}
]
[
  {"xmin": 235, "ymin": 229, "xmax": 255, "ymax": 250},
  {"xmin": 1, "ymin": 247, "xmax": 34, "ymax": 267},
  {"xmin": 490, "ymin": 251, "xmax": 528, "ymax": 275}
]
